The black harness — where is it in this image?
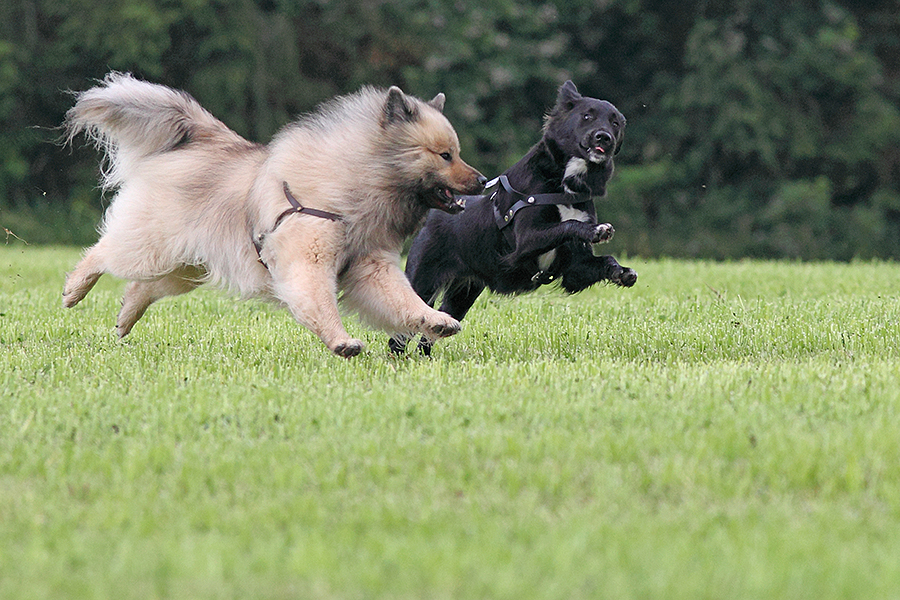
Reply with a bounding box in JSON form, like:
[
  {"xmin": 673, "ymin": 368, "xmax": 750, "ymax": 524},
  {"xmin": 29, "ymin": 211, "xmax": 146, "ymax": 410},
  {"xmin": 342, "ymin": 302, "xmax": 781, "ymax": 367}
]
[
  {"xmin": 457, "ymin": 175, "xmax": 592, "ymax": 244},
  {"xmin": 456, "ymin": 175, "xmax": 593, "ymax": 282},
  {"xmin": 253, "ymin": 182, "xmax": 343, "ymax": 269}
]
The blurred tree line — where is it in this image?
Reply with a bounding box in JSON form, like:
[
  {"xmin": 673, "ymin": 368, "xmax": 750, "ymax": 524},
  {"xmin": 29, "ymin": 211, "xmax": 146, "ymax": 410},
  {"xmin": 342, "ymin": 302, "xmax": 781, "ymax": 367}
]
[{"xmin": 2, "ymin": 0, "xmax": 899, "ymax": 259}]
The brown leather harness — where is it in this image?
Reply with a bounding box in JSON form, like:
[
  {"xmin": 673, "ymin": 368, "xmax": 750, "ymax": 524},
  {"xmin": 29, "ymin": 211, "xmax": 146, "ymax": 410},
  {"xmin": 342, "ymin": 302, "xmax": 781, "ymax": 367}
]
[{"xmin": 253, "ymin": 182, "xmax": 343, "ymax": 269}]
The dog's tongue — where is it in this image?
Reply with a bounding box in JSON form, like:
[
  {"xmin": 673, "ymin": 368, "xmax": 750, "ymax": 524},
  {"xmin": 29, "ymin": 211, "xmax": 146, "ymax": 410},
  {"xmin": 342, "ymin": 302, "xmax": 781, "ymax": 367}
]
[{"xmin": 595, "ymin": 146, "xmax": 606, "ymax": 153}]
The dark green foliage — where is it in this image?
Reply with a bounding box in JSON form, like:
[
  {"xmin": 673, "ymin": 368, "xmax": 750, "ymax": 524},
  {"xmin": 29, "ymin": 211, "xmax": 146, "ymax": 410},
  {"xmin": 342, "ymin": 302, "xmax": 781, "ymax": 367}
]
[{"xmin": 2, "ymin": 0, "xmax": 898, "ymax": 258}]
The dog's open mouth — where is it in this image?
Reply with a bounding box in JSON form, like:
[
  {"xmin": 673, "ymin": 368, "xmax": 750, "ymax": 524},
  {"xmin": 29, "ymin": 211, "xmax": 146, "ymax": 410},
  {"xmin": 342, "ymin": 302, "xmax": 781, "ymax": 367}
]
[{"xmin": 428, "ymin": 186, "xmax": 466, "ymax": 214}]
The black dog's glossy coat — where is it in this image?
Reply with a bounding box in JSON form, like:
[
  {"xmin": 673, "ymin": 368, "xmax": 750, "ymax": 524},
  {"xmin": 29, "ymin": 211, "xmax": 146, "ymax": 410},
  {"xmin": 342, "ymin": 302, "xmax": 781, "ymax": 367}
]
[{"xmin": 390, "ymin": 81, "xmax": 637, "ymax": 354}]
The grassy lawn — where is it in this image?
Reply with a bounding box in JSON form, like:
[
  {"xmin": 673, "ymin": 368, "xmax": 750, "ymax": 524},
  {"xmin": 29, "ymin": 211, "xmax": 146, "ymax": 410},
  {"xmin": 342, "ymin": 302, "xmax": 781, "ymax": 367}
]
[{"xmin": 2, "ymin": 245, "xmax": 900, "ymax": 599}]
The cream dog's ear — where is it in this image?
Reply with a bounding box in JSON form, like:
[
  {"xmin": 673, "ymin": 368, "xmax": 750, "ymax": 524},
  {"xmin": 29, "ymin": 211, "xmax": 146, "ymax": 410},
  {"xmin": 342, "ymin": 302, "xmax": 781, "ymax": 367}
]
[
  {"xmin": 384, "ymin": 86, "xmax": 419, "ymax": 125},
  {"xmin": 427, "ymin": 93, "xmax": 445, "ymax": 113}
]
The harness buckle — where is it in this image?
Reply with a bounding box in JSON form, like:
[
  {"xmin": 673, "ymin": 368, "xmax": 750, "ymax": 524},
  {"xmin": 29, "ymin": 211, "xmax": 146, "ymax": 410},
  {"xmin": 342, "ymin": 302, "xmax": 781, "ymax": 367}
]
[{"xmin": 531, "ymin": 271, "xmax": 555, "ymax": 284}]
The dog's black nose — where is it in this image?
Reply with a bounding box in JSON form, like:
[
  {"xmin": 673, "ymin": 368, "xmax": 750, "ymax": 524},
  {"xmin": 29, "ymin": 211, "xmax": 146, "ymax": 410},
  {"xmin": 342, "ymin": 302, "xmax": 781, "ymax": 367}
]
[
  {"xmin": 477, "ymin": 175, "xmax": 487, "ymax": 187},
  {"xmin": 594, "ymin": 131, "xmax": 613, "ymax": 146}
]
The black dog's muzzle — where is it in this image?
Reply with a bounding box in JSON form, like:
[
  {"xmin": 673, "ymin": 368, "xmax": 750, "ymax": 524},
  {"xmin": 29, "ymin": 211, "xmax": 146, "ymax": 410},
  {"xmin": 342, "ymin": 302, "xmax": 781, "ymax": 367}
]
[
  {"xmin": 583, "ymin": 129, "xmax": 615, "ymax": 154},
  {"xmin": 593, "ymin": 130, "xmax": 614, "ymax": 151}
]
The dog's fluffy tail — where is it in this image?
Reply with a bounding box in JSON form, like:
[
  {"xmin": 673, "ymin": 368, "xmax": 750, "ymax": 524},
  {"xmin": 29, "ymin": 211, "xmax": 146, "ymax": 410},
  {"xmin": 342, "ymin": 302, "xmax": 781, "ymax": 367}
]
[{"xmin": 65, "ymin": 72, "xmax": 242, "ymax": 190}]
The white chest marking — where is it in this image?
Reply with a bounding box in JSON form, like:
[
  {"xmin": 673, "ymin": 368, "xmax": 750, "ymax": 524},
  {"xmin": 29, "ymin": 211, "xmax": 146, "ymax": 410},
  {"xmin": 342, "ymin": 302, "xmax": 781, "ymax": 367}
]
[
  {"xmin": 533, "ymin": 161, "xmax": 590, "ymax": 277},
  {"xmin": 564, "ymin": 157, "xmax": 587, "ymax": 179},
  {"xmin": 534, "ymin": 203, "xmax": 590, "ymax": 277},
  {"xmin": 563, "ymin": 157, "xmax": 588, "ymax": 194}
]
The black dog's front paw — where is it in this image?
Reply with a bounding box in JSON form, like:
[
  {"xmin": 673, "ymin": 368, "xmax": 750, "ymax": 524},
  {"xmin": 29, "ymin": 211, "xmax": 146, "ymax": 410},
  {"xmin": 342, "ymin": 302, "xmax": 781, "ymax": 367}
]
[
  {"xmin": 592, "ymin": 223, "xmax": 615, "ymax": 244},
  {"xmin": 612, "ymin": 266, "xmax": 637, "ymax": 287}
]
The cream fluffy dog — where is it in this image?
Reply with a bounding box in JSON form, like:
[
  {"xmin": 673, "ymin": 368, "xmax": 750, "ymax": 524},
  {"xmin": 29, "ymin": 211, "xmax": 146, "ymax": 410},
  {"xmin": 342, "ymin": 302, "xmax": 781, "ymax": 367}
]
[{"xmin": 63, "ymin": 73, "xmax": 485, "ymax": 357}]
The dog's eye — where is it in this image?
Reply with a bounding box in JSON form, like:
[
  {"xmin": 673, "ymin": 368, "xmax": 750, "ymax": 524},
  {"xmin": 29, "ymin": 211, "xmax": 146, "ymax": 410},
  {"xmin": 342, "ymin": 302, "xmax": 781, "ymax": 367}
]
[
  {"xmin": 439, "ymin": 152, "xmax": 452, "ymax": 161},
  {"xmin": 582, "ymin": 113, "xmax": 593, "ymax": 121}
]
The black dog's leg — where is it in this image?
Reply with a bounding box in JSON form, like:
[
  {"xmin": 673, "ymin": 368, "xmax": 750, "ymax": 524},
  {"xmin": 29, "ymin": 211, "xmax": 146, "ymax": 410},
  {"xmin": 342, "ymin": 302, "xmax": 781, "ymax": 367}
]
[
  {"xmin": 502, "ymin": 221, "xmax": 613, "ymax": 268},
  {"xmin": 389, "ymin": 240, "xmax": 445, "ymax": 354},
  {"xmin": 417, "ymin": 281, "xmax": 485, "ymax": 356},
  {"xmin": 560, "ymin": 251, "xmax": 637, "ymax": 294},
  {"xmin": 440, "ymin": 281, "xmax": 486, "ymax": 321}
]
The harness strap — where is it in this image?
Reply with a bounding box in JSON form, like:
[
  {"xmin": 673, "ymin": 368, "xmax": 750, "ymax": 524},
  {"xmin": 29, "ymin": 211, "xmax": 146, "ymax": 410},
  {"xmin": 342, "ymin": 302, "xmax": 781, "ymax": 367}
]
[
  {"xmin": 279, "ymin": 182, "xmax": 342, "ymax": 223},
  {"xmin": 456, "ymin": 174, "xmax": 596, "ymax": 283},
  {"xmin": 253, "ymin": 182, "xmax": 343, "ymax": 269},
  {"xmin": 457, "ymin": 174, "xmax": 593, "ymax": 251},
  {"xmin": 488, "ymin": 175, "xmax": 590, "ymax": 230}
]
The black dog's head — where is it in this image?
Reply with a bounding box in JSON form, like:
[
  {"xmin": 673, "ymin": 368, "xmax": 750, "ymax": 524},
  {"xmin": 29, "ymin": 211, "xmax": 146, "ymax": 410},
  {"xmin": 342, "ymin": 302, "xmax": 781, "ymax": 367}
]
[{"xmin": 544, "ymin": 80, "xmax": 625, "ymax": 166}]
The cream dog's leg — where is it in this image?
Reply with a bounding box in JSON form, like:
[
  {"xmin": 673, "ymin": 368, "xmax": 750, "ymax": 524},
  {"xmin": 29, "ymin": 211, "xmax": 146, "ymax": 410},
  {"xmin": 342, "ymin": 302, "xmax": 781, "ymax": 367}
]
[
  {"xmin": 64, "ymin": 216, "xmax": 187, "ymax": 309},
  {"xmin": 116, "ymin": 267, "xmax": 205, "ymax": 337},
  {"xmin": 62, "ymin": 244, "xmax": 107, "ymax": 308},
  {"xmin": 264, "ymin": 221, "xmax": 364, "ymax": 357},
  {"xmin": 274, "ymin": 262, "xmax": 363, "ymax": 357},
  {"xmin": 341, "ymin": 250, "xmax": 461, "ymax": 341}
]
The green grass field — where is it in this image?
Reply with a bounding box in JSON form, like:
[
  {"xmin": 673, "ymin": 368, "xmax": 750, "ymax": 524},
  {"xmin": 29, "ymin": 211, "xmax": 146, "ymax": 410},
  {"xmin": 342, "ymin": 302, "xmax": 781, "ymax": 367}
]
[{"xmin": 3, "ymin": 245, "xmax": 900, "ymax": 599}]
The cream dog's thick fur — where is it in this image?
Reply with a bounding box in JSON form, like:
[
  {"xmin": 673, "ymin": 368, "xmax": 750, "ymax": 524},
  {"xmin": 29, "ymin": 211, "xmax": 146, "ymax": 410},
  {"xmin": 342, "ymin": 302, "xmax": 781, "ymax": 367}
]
[{"xmin": 63, "ymin": 72, "xmax": 484, "ymax": 357}]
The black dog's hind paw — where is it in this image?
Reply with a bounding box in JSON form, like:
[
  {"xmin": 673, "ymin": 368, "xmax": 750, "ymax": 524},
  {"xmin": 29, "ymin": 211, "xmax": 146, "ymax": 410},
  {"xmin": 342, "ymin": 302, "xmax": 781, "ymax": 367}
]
[
  {"xmin": 592, "ymin": 223, "xmax": 615, "ymax": 244},
  {"xmin": 612, "ymin": 266, "xmax": 637, "ymax": 287},
  {"xmin": 389, "ymin": 333, "xmax": 438, "ymax": 356},
  {"xmin": 417, "ymin": 337, "xmax": 434, "ymax": 356},
  {"xmin": 388, "ymin": 335, "xmax": 408, "ymax": 354}
]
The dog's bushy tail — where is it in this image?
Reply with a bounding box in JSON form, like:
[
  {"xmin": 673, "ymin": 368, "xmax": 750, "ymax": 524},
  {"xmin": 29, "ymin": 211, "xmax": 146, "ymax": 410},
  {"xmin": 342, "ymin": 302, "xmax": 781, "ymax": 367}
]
[{"xmin": 65, "ymin": 72, "xmax": 242, "ymax": 191}]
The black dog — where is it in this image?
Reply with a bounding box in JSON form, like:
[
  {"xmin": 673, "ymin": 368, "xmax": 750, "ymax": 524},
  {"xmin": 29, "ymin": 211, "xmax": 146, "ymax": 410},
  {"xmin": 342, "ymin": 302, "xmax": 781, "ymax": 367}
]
[{"xmin": 390, "ymin": 81, "xmax": 637, "ymax": 355}]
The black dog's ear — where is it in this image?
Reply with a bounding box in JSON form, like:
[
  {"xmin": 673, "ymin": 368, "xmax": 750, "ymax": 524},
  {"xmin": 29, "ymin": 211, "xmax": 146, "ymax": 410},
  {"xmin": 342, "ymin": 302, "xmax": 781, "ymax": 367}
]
[
  {"xmin": 427, "ymin": 93, "xmax": 445, "ymax": 113},
  {"xmin": 384, "ymin": 87, "xmax": 419, "ymax": 125},
  {"xmin": 556, "ymin": 80, "xmax": 582, "ymax": 112},
  {"xmin": 614, "ymin": 116, "xmax": 626, "ymax": 155}
]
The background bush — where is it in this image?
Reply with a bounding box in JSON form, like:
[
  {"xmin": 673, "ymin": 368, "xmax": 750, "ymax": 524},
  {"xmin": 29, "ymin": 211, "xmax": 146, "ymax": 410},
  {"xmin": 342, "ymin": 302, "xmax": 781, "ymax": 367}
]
[{"xmin": 2, "ymin": 0, "xmax": 899, "ymax": 259}]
